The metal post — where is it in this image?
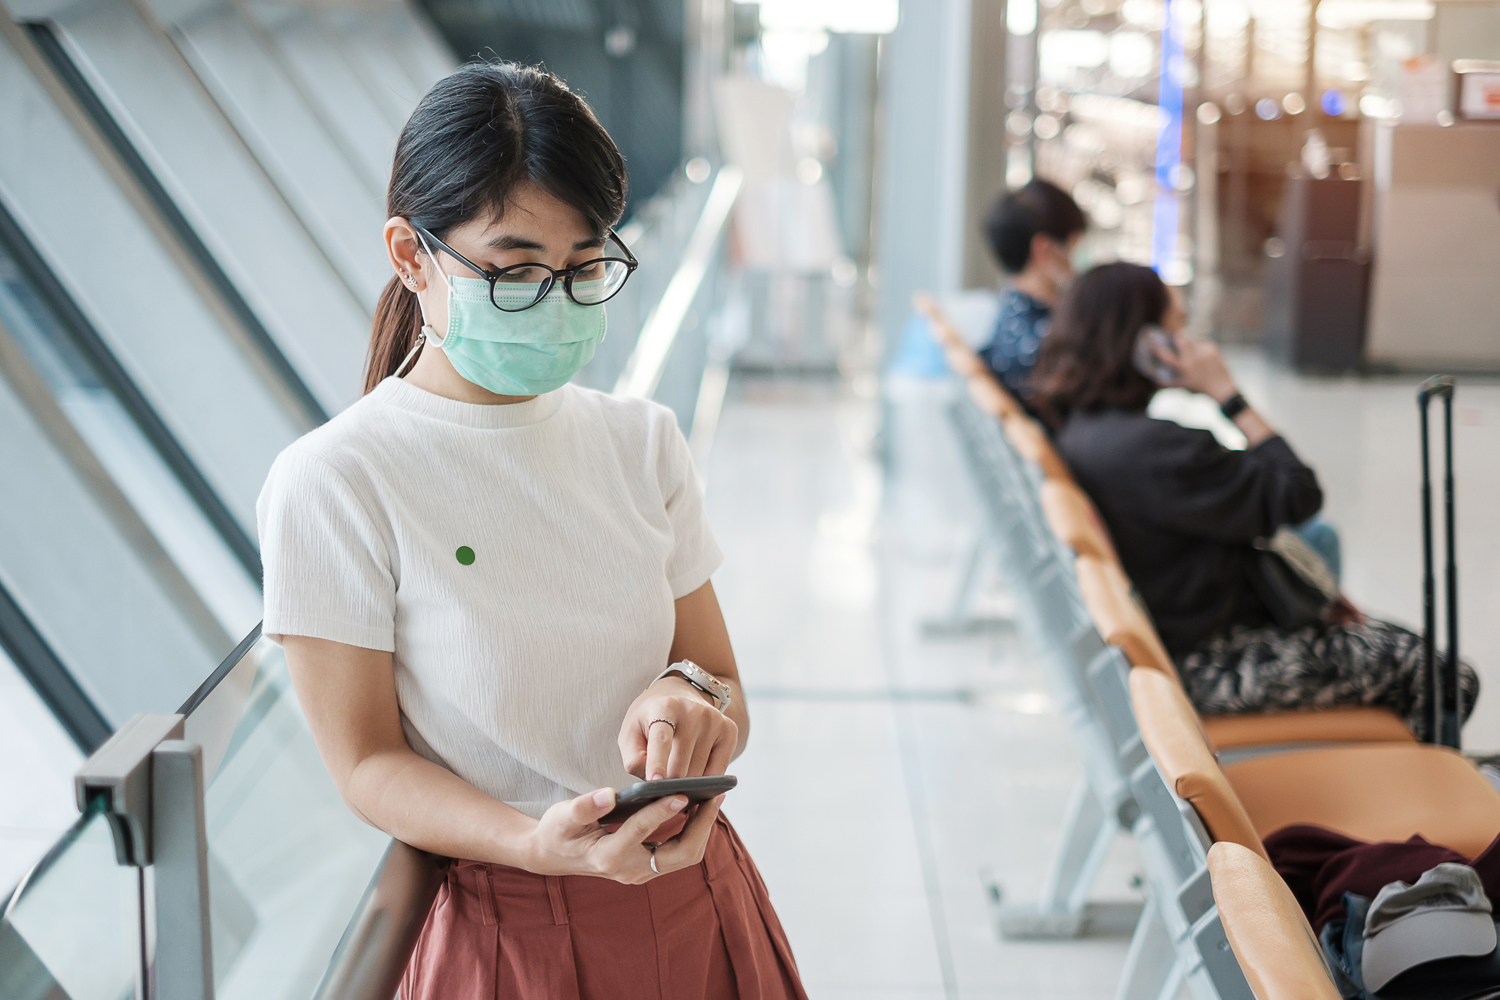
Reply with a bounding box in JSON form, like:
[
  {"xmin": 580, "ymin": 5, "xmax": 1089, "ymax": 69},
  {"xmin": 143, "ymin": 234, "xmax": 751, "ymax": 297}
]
[
  {"xmin": 152, "ymin": 741, "xmax": 214, "ymax": 1000},
  {"xmin": 1419, "ymin": 386, "xmax": 1437, "ymax": 744},
  {"xmin": 75, "ymin": 714, "xmax": 215, "ymax": 999},
  {"xmin": 1442, "ymin": 387, "xmax": 1460, "ymax": 748},
  {"xmin": 1418, "ymin": 375, "xmax": 1456, "ymax": 747}
]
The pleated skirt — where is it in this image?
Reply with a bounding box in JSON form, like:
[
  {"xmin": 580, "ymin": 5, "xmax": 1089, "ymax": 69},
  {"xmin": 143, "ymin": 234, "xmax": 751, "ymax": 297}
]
[{"xmin": 400, "ymin": 815, "xmax": 808, "ymax": 1000}]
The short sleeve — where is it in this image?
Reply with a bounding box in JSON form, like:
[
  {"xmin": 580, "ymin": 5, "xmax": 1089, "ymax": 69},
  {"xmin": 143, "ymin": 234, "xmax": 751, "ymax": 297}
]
[
  {"xmin": 256, "ymin": 448, "xmax": 396, "ymax": 651},
  {"xmin": 657, "ymin": 417, "xmax": 723, "ymax": 599}
]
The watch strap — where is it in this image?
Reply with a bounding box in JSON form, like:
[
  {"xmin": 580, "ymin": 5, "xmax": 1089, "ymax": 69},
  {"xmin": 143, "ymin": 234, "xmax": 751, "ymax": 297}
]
[
  {"xmin": 1219, "ymin": 393, "xmax": 1249, "ymax": 420},
  {"xmin": 653, "ymin": 661, "xmax": 731, "ymax": 712}
]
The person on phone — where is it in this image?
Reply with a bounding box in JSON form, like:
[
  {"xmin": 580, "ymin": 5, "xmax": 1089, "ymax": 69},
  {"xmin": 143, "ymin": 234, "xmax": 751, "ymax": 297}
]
[
  {"xmin": 256, "ymin": 62, "xmax": 807, "ymax": 999},
  {"xmin": 1028, "ymin": 262, "xmax": 1477, "ymax": 738},
  {"xmin": 977, "ymin": 179, "xmax": 1088, "ymax": 396}
]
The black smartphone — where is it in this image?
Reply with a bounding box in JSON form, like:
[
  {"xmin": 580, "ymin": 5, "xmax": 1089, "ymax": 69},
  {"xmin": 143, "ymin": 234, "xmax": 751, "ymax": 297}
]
[{"xmin": 600, "ymin": 775, "xmax": 737, "ymax": 825}]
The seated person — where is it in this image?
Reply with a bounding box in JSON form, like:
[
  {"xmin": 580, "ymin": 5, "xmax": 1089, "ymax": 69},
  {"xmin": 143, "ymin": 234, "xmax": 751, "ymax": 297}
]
[
  {"xmin": 979, "ymin": 179, "xmax": 1087, "ymax": 396},
  {"xmin": 1028, "ymin": 262, "xmax": 1477, "ymax": 737}
]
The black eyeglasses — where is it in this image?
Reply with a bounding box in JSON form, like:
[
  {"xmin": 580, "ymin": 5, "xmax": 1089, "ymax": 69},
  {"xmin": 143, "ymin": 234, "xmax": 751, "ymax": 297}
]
[{"xmin": 413, "ymin": 224, "xmax": 638, "ymax": 312}]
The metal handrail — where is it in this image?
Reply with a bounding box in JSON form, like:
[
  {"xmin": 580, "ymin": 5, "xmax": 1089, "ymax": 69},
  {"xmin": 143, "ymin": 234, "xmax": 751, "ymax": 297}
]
[
  {"xmin": 311, "ymin": 841, "xmax": 444, "ymax": 1000},
  {"xmin": 614, "ymin": 165, "xmax": 742, "ymax": 400}
]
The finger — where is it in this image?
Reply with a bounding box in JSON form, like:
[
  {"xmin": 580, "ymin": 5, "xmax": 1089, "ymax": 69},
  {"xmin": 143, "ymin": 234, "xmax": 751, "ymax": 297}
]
[
  {"xmin": 686, "ymin": 734, "xmax": 714, "ymax": 779},
  {"xmin": 611, "ymin": 793, "xmax": 688, "ymax": 846},
  {"xmin": 702, "ymin": 728, "xmax": 735, "ymax": 777},
  {"xmin": 653, "ymin": 795, "xmax": 723, "ymax": 873},
  {"xmin": 562, "ymin": 787, "xmax": 618, "ymax": 832},
  {"xmin": 688, "ymin": 719, "xmax": 732, "ymax": 779},
  {"xmin": 618, "ymin": 724, "xmax": 647, "ymax": 779},
  {"xmin": 644, "ymin": 718, "xmax": 675, "ymax": 781},
  {"xmin": 665, "ymin": 720, "xmax": 697, "ymax": 779},
  {"xmin": 622, "ymin": 751, "xmax": 646, "ymax": 780}
]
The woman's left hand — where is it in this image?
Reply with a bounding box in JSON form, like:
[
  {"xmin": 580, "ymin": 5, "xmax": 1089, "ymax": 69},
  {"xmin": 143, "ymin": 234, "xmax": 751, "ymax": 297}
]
[{"xmin": 619, "ymin": 676, "xmax": 738, "ymax": 781}]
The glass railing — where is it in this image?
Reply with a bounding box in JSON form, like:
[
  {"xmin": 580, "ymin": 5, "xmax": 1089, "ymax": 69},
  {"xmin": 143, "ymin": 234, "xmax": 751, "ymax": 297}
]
[
  {"xmin": 579, "ymin": 161, "xmax": 742, "ymax": 437},
  {"xmin": 0, "ymin": 797, "xmax": 137, "ymax": 1000},
  {"xmin": 1, "ymin": 630, "xmax": 390, "ymax": 1000}
]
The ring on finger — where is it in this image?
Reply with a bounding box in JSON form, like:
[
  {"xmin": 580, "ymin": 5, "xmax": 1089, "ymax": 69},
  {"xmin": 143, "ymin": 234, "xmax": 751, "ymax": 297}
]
[
  {"xmin": 648, "ymin": 718, "xmax": 676, "ymax": 733},
  {"xmin": 647, "ymin": 842, "xmax": 660, "ymax": 875}
]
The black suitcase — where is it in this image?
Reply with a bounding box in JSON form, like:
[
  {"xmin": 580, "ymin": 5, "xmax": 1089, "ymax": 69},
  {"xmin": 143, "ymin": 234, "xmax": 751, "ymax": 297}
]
[{"xmin": 1419, "ymin": 375, "xmax": 1461, "ymax": 748}]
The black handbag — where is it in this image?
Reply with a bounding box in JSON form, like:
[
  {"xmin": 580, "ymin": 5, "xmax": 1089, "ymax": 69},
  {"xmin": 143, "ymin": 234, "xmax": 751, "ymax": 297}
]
[{"xmin": 1248, "ymin": 527, "xmax": 1339, "ymax": 631}]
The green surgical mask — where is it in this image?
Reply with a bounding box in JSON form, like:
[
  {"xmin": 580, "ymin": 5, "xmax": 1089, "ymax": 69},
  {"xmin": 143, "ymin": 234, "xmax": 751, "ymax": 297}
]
[{"xmin": 416, "ymin": 243, "xmax": 607, "ymax": 397}]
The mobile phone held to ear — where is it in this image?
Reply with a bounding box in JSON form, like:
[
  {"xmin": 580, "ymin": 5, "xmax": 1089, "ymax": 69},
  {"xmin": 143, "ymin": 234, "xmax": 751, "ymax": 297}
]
[
  {"xmin": 600, "ymin": 775, "xmax": 737, "ymax": 825},
  {"xmin": 1133, "ymin": 325, "xmax": 1180, "ymax": 385}
]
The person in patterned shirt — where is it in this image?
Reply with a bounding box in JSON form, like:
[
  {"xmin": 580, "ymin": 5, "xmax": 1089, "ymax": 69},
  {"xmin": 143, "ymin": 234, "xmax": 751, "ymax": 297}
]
[{"xmin": 980, "ymin": 179, "xmax": 1087, "ymax": 397}]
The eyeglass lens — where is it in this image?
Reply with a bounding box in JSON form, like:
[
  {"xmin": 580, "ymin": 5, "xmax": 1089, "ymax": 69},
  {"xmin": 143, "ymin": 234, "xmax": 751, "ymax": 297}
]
[{"xmin": 488, "ymin": 257, "xmax": 632, "ymax": 312}]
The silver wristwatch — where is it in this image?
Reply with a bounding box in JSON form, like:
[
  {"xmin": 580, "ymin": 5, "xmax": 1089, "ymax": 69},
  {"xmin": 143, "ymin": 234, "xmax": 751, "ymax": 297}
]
[{"xmin": 653, "ymin": 659, "xmax": 732, "ymax": 713}]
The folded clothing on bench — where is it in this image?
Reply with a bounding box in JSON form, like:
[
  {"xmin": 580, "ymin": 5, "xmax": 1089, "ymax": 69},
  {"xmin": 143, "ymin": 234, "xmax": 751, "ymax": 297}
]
[{"xmin": 1266, "ymin": 823, "xmax": 1500, "ymax": 934}]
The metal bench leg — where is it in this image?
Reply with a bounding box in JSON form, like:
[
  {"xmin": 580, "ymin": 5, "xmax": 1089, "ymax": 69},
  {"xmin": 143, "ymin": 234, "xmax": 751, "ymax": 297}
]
[
  {"xmin": 921, "ymin": 536, "xmax": 1012, "ymax": 636},
  {"xmin": 987, "ymin": 774, "xmax": 1143, "ymax": 938},
  {"xmin": 1116, "ymin": 895, "xmax": 1183, "ymax": 1000}
]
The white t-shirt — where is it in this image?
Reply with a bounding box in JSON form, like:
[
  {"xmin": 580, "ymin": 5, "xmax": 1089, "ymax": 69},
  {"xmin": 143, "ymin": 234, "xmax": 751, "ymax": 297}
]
[{"xmin": 256, "ymin": 377, "xmax": 722, "ymax": 817}]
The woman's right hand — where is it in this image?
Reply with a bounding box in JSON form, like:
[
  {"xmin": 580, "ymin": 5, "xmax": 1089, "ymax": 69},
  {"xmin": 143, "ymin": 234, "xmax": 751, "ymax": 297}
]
[
  {"xmin": 523, "ymin": 786, "xmax": 723, "ymax": 884},
  {"xmin": 1160, "ymin": 334, "xmax": 1238, "ymax": 404}
]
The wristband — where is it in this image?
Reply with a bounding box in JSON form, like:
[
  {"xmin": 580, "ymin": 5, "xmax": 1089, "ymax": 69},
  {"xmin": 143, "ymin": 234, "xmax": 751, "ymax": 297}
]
[{"xmin": 1219, "ymin": 393, "xmax": 1249, "ymax": 420}]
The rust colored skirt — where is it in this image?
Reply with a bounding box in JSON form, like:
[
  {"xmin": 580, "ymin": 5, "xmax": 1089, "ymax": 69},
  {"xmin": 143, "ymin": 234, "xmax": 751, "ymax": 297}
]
[{"xmin": 400, "ymin": 815, "xmax": 808, "ymax": 1000}]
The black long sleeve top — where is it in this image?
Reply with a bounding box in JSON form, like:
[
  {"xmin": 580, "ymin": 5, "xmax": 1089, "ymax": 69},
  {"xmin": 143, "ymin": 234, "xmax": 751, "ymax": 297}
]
[{"xmin": 1054, "ymin": 409, "xmax": 1325, "ymax": 657}]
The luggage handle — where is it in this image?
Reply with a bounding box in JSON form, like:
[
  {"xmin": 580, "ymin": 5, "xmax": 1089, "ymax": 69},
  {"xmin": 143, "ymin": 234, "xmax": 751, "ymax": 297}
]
[{"xmin": 1418, "ymin": 375, "xmax": 1459, "ymax": 748}]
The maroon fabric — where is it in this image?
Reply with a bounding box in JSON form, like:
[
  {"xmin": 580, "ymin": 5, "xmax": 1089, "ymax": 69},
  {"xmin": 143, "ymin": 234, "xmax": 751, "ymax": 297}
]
[
  {"xmin": 1264, "ymin": 824, "xmax": 1500, "ymax": 932},
  {"xmin": 400, "ymin": 815, "xmax": 808, "ymax": 1000}
]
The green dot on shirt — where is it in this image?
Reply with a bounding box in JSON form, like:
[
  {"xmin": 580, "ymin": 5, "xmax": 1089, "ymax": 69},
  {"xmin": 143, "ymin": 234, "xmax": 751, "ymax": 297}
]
[{"xmin": 455, "ymin": 546, "xmax": 475, "ymax": 566}]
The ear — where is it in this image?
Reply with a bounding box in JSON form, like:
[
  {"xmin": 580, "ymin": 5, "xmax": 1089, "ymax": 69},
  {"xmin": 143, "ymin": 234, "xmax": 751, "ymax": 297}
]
[
  {"xmin": 385, "ymin": 218, "xmax": 433, "ymax": 292},
  {"xmin": 1029, "ymin": 231, "xmax": 1059, "ymax": 265}
]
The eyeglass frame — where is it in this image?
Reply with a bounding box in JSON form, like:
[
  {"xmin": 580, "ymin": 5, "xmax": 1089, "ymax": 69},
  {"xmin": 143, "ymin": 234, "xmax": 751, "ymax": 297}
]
[{"xmin": 412, "ymin": 224, "xmax": 639, "ymax": 313}]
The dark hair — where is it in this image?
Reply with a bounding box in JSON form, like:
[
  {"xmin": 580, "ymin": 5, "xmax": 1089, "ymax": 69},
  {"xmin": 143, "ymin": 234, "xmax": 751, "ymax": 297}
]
[
  {"xmin": 1029, "ymin": 262, "xmax": 1168, "ymax": 428},
  {"xmin": 984, "ymin": 179, "xmax": 1087, "ymax": 274},
  {"xmin": 365, "ymin": 61, "xmax": 628, "ymax": 393}
]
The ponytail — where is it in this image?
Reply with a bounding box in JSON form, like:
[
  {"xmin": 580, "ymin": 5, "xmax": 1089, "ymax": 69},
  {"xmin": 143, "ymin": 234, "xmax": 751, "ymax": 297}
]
[
  {"xmin": 364, "ymin": 275, "xmax": 423, "ymax": 394},
  {"xmin": 362, "ymin": 60, "xmax": 627, "ymax": 395}
]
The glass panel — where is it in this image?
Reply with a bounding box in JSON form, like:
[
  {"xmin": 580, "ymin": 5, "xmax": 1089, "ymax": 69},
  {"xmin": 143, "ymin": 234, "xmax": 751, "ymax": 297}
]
[
  {"xmin": 0, "ymin": 646, "xmax": 83, "ymax": 898},
  {"xmin": 0, "ymin": 800, "xmax": 138, "ymax": 1000},
  {"xmin": 390, "ymin": 6, "xmax": 457, "ymax": 93},
  {"xmin": 244, "ymin": 0, "xmax": 401, "ymax": 195},
  {"xmin": 0, "ymin": 326, "xmax": 231, "ymax": 723},
  {"xmin": 50, "ymin": 0, "xmax": 372, "ymax": 412},
  {"xmin": 0, "ymin": 236, "xmax": 261, "ymax": 641},
  {"xmin": 317, "ymin": 8, "xmax": 418, "ymax": 129},
  {"xmin": 196, "ymin": 638, "xmax": 389, "ymax": 999},
  {"xmin": 579, "ymin": 171, "xmax": 716, "ymax": 392},
  {"xmin": 0, "ymin": 31, "xmax": 306, "ymax": 532},
  {"xmin": 161, "ymin": 0, "xmax": 392, "ymax": 304}
]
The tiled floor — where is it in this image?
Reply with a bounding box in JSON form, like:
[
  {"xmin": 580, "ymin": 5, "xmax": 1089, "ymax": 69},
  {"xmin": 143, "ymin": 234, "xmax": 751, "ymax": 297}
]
[{"xmin": 705, "ymin": 357, "xmax": 1500, "ymax": 999}]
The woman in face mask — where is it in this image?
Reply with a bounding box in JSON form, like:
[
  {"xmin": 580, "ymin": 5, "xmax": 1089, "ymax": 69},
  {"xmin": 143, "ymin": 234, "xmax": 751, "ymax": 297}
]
[{"xmin": 256, "ymin": 62, "xmax": 808, "ymax": 999}]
